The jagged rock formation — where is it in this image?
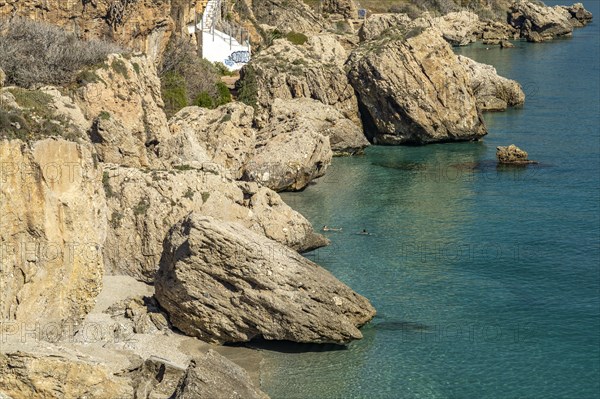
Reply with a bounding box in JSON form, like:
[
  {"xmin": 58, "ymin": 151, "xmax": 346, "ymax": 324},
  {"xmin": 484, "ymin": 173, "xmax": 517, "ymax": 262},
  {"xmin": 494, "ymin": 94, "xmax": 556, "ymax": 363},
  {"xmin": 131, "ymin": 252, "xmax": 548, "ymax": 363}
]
[
  {"xmin": 0, "ymin": 0, "xmax": 191, "ymax": 61},
  {"xmin": 508, "ymin": 0, "xmax": 574, "ymax": 42},
  {"xmin": 162, "ymin": 103, "xmax": 257, "ymax": 179},
  {"xmin": 269, "ymin": 98, "xmax": 369, "ymax": 155},
  {"xmin": 102, "ymin": 164, "xmax": 327, "ymax": 282},
  {"xmin": 78, "ymin": 53, "xmax": 169, "ymax": 168},
  {"xmin": 0, "ymin": 347, "xmax": 267, "ymax": 399},
  {"xmin": 155, "ymin": 214, "xmax": 376, "ymax": 344},
  {"xmin": 251, "ymin": 0, "xmax": 325, "ymax": 34},
  {"xmin": 240, "ymin": 36, "xmax": 360, "ymax": 128},
  {"xmin": 560, "ymin": 3, "xmax": 594, "ymax": 27},
  {"xmin": 458, "ymin": 55, "xmax": 525, "ymax": 111},
  {"xmin": 322, "ymin": 0, "xmax": 358, "ymax": 20},
  {"xmin": 172, "ymin": 350, "xmax": 269, "ymax": 399},
  {"xmin": 496, "ymin": 144, "xmax": 536, "ymax": 164},
  {"xmin": 243, "ymin": 119, "xmax": 332, "ymax": 191},
  {"xmin": 347, "ymin": 28, "xmax": 487, "ymax": 145},
  {"xmin": 0, "ymin": 138, "xmax": 107, "ymax": 330}
]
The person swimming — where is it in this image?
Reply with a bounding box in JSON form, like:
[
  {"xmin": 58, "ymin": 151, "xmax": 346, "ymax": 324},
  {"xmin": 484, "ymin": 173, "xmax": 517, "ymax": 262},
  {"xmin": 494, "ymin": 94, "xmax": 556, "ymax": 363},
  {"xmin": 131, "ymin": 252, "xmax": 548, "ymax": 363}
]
[
  {"xmin": 322, "ymin": 225, "xmax": 342, "ymax": 232},
  {"xmin": 358, "ymin": 229, "xmax": 371, "ymax": 235}
]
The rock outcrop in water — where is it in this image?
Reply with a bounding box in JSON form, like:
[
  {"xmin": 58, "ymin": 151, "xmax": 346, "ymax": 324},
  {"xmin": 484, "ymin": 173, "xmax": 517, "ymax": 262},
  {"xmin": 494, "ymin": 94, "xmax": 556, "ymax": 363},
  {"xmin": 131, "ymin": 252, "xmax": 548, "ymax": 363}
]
[
  {"xmin": 508, "ymin": 0, "xmax": 574, "ymax": 42},
  {"xmin": 497, "ymin": 144, "xmax": 537, "ymax": 164},
  {"xmin": 458, "ymin": 55, "xmax": 526, "ymax": 111},
  {"xmin": 347, "ymin": 28, "xmax": 487, "ymax": 144},
  {"xmin": 155, "ymin": 214, "xmax": 376, "ymax": 344}
]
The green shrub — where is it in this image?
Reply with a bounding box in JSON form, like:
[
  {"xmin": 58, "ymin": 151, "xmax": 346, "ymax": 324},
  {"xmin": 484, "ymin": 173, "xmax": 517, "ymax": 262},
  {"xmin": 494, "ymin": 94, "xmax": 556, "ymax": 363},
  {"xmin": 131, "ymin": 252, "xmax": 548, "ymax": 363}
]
[
  {"xmin": 285, "ymin": 31, "xmax": 308, "ymax": 45},
  {"xmin": 214, "ymin": 62, "xmax": 235, "ymax": 76},
  {"xmin": 193, "ymin": 91, "xmax": 214, "ymax": 108},
  {"xmin": 111, "ymin": 58, "xmax": 129, "ymax": 78},
  {"xmin": 161, "ymin": 72, "xmax": 188, "ymax": 117},
  {"xmin": 215, "ymin": 82, "xmax": 232, "ymax": 106},
  {"xmin": 236, "ymin": 66, "xmax": 258, "ymax": 108}
]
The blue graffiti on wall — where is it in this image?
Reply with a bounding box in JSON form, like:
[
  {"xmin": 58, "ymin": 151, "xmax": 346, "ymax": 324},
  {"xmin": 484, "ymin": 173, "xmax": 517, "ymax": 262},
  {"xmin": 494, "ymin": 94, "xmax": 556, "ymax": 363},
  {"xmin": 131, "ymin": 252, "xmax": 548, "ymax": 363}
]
[{"xmin": 225, "ymin": 50, "xmax": 251, "ymax": 66}]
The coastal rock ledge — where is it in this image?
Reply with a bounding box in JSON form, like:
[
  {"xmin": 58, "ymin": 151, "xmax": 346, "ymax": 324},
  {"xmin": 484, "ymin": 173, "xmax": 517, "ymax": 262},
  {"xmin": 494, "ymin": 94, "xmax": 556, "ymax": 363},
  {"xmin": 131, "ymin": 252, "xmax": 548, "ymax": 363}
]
[{"xmin": 155, "ymin": 214, "xmax": 376, "ymax": 345}]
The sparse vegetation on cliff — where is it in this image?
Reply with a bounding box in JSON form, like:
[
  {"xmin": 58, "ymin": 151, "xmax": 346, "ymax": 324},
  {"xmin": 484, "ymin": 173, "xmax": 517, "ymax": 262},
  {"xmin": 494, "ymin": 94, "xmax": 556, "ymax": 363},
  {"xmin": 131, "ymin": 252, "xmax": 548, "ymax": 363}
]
[
  {"xmin": 0, "ymin": 18, "xmax": 123, "ymax": 88},
  {"xmin": 158, "ymin": 38, "xmax": 232, "ymax": 117}
]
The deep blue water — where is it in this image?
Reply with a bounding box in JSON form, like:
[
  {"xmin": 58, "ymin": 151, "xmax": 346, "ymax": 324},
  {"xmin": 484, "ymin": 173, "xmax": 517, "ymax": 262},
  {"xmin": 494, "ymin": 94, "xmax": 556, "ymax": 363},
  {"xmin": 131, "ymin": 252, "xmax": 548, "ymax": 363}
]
[{"xmin": 262, "ymin": 2, "xmax": 600, "ymax": 398}]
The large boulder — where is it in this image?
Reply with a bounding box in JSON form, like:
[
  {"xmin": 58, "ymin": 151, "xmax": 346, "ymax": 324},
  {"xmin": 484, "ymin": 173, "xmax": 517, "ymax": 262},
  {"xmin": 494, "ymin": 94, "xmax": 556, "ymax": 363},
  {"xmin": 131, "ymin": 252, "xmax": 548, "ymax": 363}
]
[
  {"xmin": 240, "ymin": 37, "xmax": 360, "ymax": 128},
  {"xmin": 347, "ymin": 28, "xmax": 487, "ymax": 144},
  {"xmin": 508, "ymin": 0, "xmax": 574, "ymax": 42},
  {"xmin": 458, "ymin": 55, "xmax": 525, "ymax": 111},
  {"xmin": 0, "ymin": 138, "xmax": 106, "ymax": 329},
  {"xmin": 243, "ymin": 121, "xmax": 332, "ymax": 191},
  {"xmin": 270, "ymin": 98, "xmax": 369, "ymax": 155},
  {"xmin": 358, "ymin": 13, "xmax": 413, "ymax": 42},
  {"xmin": 102, "ymin": 165, "xmax": 327, "ymax": 282},
  {"xmin": 155, "ymin": 215, "xmax": 376, "ymax": 344},
  {"xmin": 172, "ymin": 350, "xmax": 269, "ymax": 399},
  {"xmin": 431, "ymin": 11, "xmax": 481, "ymax": 46},
  {"xmin": 496, "ymin": 144, "xmax": 536, "ymax": 164},
  {"xmin": 76, "ymin": 54, "xmax": 169, "ymax": 167}
]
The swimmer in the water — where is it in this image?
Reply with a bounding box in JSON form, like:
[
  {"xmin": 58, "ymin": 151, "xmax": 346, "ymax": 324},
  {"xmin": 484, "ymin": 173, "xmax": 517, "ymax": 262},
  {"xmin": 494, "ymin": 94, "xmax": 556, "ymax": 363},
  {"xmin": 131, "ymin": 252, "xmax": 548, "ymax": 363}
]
[
  {"xmin": 358, "ymin": 229, "xmax": 371, "ymax": 235},
  {"xmin": 322, "ymin": 225, "xmax": 342, "ymax": 232}
]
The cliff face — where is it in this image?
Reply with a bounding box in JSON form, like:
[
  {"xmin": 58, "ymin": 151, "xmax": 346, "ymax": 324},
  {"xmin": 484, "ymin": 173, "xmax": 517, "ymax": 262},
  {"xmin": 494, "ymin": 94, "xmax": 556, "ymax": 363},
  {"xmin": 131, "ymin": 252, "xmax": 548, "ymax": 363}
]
[
  {"xmin": 0, "ymin": 138, "xmax": 107, "ymax": 329},
  {"xmin": 0, "ymin": 0, "xmax": 198, "ymax": 61}
]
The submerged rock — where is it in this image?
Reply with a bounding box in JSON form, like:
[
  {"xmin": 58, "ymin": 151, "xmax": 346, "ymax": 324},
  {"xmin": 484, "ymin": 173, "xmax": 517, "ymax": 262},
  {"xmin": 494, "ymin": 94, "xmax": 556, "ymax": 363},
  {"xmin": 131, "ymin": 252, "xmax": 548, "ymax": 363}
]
[
  {"xmin": 458, "ymin": 55, "xmax": 525, "ymax": 111},
  {"xmin": 496, "ymin": 144, "xmax": 537, "ymax": 164},
  {"xmin": 155, "ymin": 214, "xmax": 376, "ymax": 344},
  {"xmin": 347, "ymin": 28, "xmax": 487, "ymax": 144}
]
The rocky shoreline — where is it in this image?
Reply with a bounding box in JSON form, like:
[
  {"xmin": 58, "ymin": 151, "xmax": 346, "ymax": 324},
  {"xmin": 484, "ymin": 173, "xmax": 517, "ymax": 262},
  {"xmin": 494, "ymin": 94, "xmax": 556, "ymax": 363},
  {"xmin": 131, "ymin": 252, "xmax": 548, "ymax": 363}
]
[{"xmin": 0, "ymin": 0, "xmax": 593, "ymax": 398}]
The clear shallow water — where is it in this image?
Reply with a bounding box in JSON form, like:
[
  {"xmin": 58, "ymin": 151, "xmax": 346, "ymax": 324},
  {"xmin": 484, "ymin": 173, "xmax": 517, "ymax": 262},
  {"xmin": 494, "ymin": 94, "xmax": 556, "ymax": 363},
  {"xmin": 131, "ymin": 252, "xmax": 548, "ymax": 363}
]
[{"xmin": 262, "ymin": 3, "xmax": 600, "ymax": 398}]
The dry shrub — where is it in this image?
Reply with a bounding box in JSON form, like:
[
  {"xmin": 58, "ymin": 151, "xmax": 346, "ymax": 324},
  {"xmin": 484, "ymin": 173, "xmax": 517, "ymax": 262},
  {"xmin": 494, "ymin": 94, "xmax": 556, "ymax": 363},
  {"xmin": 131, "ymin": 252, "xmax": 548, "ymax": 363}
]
[{"xmin": 0, "ymin": 18, "xmax": 123, "ymax": 88}]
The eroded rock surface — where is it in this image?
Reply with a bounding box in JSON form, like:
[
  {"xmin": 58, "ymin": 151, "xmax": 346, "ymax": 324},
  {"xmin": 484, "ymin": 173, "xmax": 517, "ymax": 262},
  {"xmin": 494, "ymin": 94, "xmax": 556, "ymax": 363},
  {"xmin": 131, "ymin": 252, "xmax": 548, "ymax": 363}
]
[
  {"xmin": 496, "ymin": 144, "xmax": 536, "ymax": 164},
  {"xmin": 155, "ymin": 215, "xmax": 376, "ymax": 344},
  {"xmin": 458, "ymin": 55, "xmax": 525, "ymax": 111},
  {"xmin": 348, "ymin": 28, "xmax": 487, "ymax": 144},
  {"xmin": 103, "ymin": 165, "xmax": 327, "ymax": 282},
  {"xmin": 508, "ymin": 0, "xmax": 574, "ymax": 42},
  {"xmin": 172, "ymin": 350, "xmax": 269, "ymax": 399},
  {"xmin": 0, "ymin": 138, "xmax": 106, "ymax": 329}
]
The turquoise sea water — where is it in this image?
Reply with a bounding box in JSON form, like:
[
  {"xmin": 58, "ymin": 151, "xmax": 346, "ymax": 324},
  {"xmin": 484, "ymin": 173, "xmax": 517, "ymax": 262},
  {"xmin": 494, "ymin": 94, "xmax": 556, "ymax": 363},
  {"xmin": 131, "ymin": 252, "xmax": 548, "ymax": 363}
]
[{"xmin": 261, "ymin": 2, "xmax": 600, "ymax": 398}]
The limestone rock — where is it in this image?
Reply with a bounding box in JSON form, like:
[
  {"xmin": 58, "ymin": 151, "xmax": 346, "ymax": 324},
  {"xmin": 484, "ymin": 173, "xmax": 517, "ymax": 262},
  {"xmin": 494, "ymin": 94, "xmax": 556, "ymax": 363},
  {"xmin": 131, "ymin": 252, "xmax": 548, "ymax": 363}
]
[
  {"xmin": 241, "ymin": 38, "xmax": 360, "ymax": 128},
  {"xmin": 102, "ymin": 165, "xmax": 327, "ymax": 282},
  {"xmin": 269, "ymin": 98, "xmax": 369, "ymax": 154},
  {"xmin": 162, "ymin": 104, "xmax": 256, "ymax": 178},
  {"xmin": 252, "ymin": 0, "xmax": 325, "ymax": 34},
  {"xmin": 432, "ymin": 11, "xmax": 481, "ymax": 46},
  {"xmin": 155, "ymin": 215, "xmax": 376, "ymax": 344},
  {"xmin": 347, "ymin": 28, "xmax": 487, "ymax": 145},
  {"xmin": 458, "ymin": 55, "xmax": 525, "ymax": 111},
  {"xmin": 75, "ymin": 54, "xmax": 169, "ymax": 168},
  {"xmin": 172, "ymin": 350, "xmax": 269, "ymax": 399},
  {"xmin": 496, "ymin": 144, "xmax": 536, "ymax": 164},
  {"xmin": 0, "ymin": 138, "xmax": 107, "ymax": 330},
  {"xmin": 561, "ymin": 3, "xmax": 593, "ymax": 27},
  {"xmin": 0, "ymin": 351, "xmax": 132, "ymax": 399},
  {"xmin": 0, "ymin": 0, "xmax": 181, "ymax": 62},
  {"xmin": 244, "ymin": 120, "xmax": 332, "ymax": 191},
  {"xmin": 322, "ymin": 0, "xmax": 358, "ymax": 20},
  {"xmin": 508, "ymin": 0, "xmax": 573, "ymax": 42},
  {"xmin": 358, "ymin": 13, "xmax": 413, "ymax": 42},
  {"xmin": 0, "ymin": 67, "xmax": 5, "ymax": 88}
]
